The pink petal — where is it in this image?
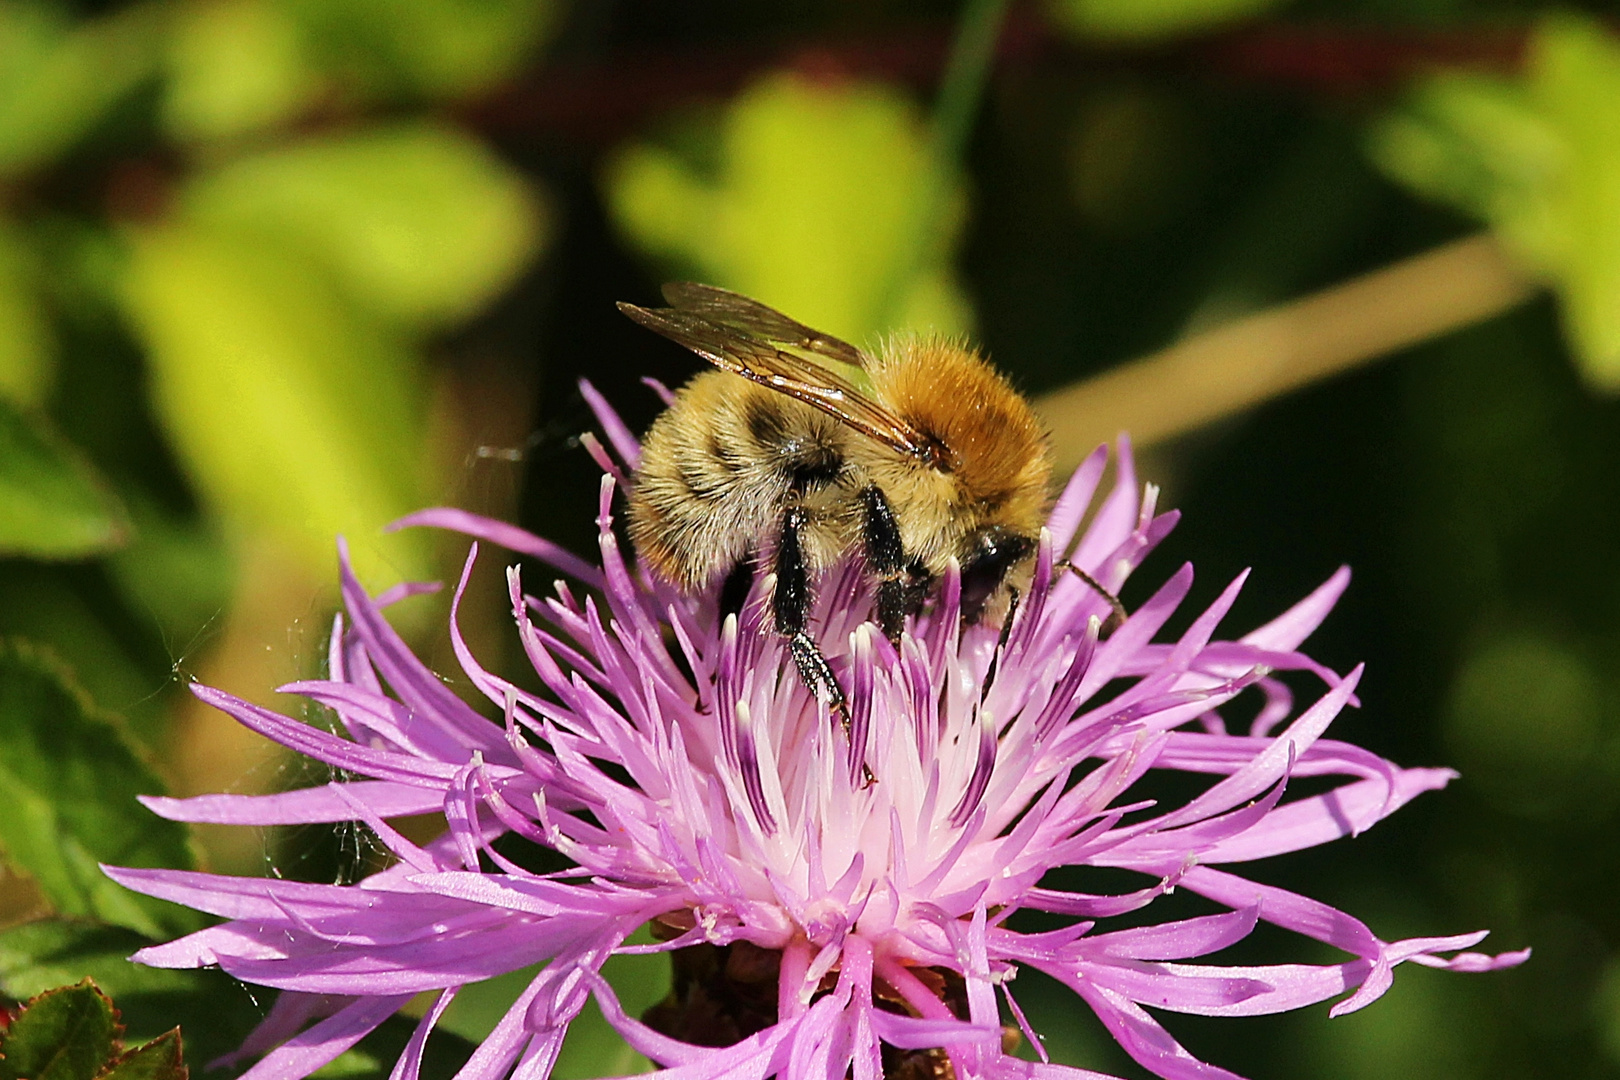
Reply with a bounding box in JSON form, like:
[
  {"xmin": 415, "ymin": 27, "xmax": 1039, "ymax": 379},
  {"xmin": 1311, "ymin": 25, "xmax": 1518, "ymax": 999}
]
[
  {"xmin": 1198, "ymin": 768, "xmax": 1455, "ymax": 863},
  {"xmin": 1045, "ymin": 444, "xmax": 1109, "ymax": 552},
  {"xmin": 1242, "ymin": 566, "xmax": 1351, "ymax": 653},
  {"xmin": 1068, "ymin": 981, "xmax": 1247, "ymax": 1080},
  {"xmin": 580, "ymin": 378, "xmax": 643, "ymax": 471},
  {"xmin": 390, "ymin": 507, "xmax": 603, "ymax": 587},
  {"xmin": 137, "ymin": 782, "xmax": 442, "ymax": 825},
  {"xmin": 235, "ymin": 994, "xmax": 412, "ymax": 1080}
]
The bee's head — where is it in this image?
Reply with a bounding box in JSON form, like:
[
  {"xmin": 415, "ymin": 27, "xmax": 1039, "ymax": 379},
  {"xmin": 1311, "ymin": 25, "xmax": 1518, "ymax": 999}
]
[{"xmin": 959, "ymin": 526, "xmax": 1036, "ymax": 625}]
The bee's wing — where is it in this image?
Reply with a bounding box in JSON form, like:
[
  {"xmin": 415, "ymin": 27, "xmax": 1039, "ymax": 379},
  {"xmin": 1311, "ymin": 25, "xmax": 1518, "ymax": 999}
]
[
  {"xmin": 618, "ymin": 298, "xmax": 945, "ymax": 465},
  {"xmin": 658, "ymin": 282, "xmax": 871, "ymax": 370}
]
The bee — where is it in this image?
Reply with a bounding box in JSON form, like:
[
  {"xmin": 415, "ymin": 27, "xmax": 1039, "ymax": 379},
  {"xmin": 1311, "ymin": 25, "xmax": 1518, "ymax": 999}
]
[{"xmin": 619, "ymin": 283, "xmax": 1102, "ymax": 714}]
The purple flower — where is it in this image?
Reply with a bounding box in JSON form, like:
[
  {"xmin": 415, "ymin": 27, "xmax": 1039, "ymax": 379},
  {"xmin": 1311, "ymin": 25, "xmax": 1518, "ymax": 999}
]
[{"xmin": 105, "ymin": 396, "xmax": 1527, "ymax": 1080}]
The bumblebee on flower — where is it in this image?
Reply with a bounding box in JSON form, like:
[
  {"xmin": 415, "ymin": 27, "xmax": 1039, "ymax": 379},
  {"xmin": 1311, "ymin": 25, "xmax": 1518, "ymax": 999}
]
[{"xmin": 105, "ymin": 297, "xmax": 1526, "ymax": 1080}]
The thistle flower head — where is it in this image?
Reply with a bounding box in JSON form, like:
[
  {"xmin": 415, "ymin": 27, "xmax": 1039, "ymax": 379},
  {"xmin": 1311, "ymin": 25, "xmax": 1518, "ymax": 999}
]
[{"xmin": 107, "ymin": 396, "xmax": 1526, "ymax": 1080}]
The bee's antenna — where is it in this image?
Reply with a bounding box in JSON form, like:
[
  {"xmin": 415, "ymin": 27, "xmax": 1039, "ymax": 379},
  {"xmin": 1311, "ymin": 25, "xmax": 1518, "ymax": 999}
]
[{"xmin": 1054, "ymin": 561, "xmax": 1127, "ymax": 636}]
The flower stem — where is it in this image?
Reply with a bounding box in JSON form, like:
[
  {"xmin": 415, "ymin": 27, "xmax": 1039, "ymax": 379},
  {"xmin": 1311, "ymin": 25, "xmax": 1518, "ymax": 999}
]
[{"xmin": 874, "ymin": 0, "xmax": 1010, "ymax": 331}]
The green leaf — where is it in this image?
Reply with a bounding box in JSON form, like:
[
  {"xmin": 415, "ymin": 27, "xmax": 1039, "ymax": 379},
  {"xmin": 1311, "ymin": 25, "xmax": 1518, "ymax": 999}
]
[
  {"xmin": 183, "ymin": 124, "xmax": 546, "ymax": 330},
  {"xmin": 95, "ymin": 1029, "xmax": 185, "ymax": 1080},
  {"xmin": 0, "ymin": 981, "xmax": 119, "ymax": 1080},
  {"xmin": 0, "ymin": 221, "xmax": 55, "ymax": 408},
  {"xmin": 104, "ymin": 496, "xmax": 234, "ymax": 660},
  {"xmin": 0, "ymin": 401, "xmax": 129, "ymax": 560},
  {"xmin": 0, "ymin": 979, "xmax": 188, "ymax": 1080},
  {"xmin": 117, "ymin": 222, "xmax": 432, "ymax": 584},
  {"xmin": 0, "ymin": 568, "xmax": 171, "ymax": 750},
  {"xmin": 1369, "ymin": 14, "xmax": 1620, "ymax": 390},
  {"xmin": 283, "ymin": 0, "xmax": 559, "ymax": 101},
  {"xmin": 162, "ymin": 0, "xmax": 319, "ymax": 144},
  {"xmin": 1044, "ymin": 0, "xmax": 1285, "ymax": 41},
  {"xmin": 0, "ymin": 922, "xmax": 480, "ymax": 1080},
  {"xmin": 0, "ymin": 643, "xmax": 198, "ymax": 937},
  {"xmin": 0, "ymin": 921, "xmax": 259, "ymax": 1073},
  {"xmin": 605, "ymin": 71, "xmax": 970, "ymax": 343},
  {"xmin": 0, "ymin": 4, "xmax": 164, "ymax": 179}
]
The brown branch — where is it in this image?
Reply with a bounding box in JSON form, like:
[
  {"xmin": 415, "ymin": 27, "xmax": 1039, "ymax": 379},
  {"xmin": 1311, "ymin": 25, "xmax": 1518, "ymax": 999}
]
[
  {"xmin": 1033, "ymin": 233, "xmax": 1539, "ymax": 472},
  {"xmin": 1198, "ymin": 21, "xmax": 1527, "ymax": 96},
  {"xmin": 464, "ymin": 12, "xmax": 1535, "ymax": 146}
]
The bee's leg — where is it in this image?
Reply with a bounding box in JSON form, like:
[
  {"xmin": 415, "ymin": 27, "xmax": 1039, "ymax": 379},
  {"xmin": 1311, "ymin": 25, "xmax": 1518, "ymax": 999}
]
[
  {"xmin": 858, "ymin": 484, "xmax": 914, "ymax": 644},
  {"xmin": 718, "ymin": 554, "xmax": 754, "ymax": 622},
  {"xmin": 901, "ymin": 560, "xmax": 934, "ymax": 623},
  {"xmin": 773, "ymin": 505, "xmax": 849, "ymax": 722},
  {"xmin": 1054, "ymin": 559, "xmax": 1128, "ymax": 635}
]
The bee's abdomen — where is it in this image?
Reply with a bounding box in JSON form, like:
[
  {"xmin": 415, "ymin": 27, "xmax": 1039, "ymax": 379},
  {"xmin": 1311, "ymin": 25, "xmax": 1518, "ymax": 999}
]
[{"xmin": 628, "ymin": 374, "xmax": 848, "ymax": 589}]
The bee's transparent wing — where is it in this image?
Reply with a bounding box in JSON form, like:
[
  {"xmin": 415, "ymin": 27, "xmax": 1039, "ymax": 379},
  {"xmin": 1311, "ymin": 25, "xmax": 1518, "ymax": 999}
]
[
  {"xmin": 658, "ymin": 282, "xmax": 870, "ymax": 370},
  {"xmin": 618, "ymin": 295, "xmax": 945, "ymax": 465}
]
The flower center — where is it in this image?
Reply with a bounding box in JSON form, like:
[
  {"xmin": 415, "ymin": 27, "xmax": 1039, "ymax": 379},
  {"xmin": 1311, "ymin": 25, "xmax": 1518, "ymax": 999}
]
[{"xmin": 643, "ymin": 918, "xmax": 1018, "ymax": 1080}]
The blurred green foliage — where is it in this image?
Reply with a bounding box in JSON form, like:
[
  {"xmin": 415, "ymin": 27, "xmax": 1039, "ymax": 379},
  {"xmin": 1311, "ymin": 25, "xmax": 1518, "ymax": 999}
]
[
  {"xmin": 120, "ymin": 124, "xmax": 545, "ymax": 584},
  {"xmin": 0, "ymin": 401, "xmax": 128, "ymax": 559},
  {"xmin": 0, "ymin": 0, "xmax": 1617, "ymax": 1077},
  {"xmin": 280, "ymin": 0, "xmax": 558, "ymax": 102},
  {"xmin": 0, "ymin": 0, "xmax": 559, "ymax": 1067},
  {"xmin": 0, "ymin": 3, "xmax": 164, "ymax": 178},
  {"xmin": 1045, "ymin": 0, "xmax": 1286, "ymax": 42},
  {"xmin": 181, "ymin": 125, "xmax": 544, "ymax": 329},
  {"xmin": 162, "ymin": 0, "xmax": 318, "ymax": 143},
  {"xmin": 0, "ymin": 641, "xmax": 197, "ymax": 938},
  {"xmin": 159, "ymin": 0, "xmax": 559, "ymax": 142},
  {"xmin": 1372, "ymin": 14, "xmax": 1620, "ymax": 389},
  {"xmin": 0, "ymin": 225, "xmax": 53, "ymax": 407},
  {"xmin": 607, "ymin": 71, "xmax": 971, "ymax": 345},
  {"xmin": 1444, "ymin": 629, "xmax": 1615, "ymax": 821},
  {"xmin": 0, "ymin": 0, "xmax": 552, "ymax": 592}
]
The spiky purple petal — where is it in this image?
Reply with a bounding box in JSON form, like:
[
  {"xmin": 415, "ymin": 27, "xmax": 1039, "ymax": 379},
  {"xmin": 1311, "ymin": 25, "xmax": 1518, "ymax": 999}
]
[{"xmin": 106, "ymin": 426, "xmax": 1524, "ymax": 1080}]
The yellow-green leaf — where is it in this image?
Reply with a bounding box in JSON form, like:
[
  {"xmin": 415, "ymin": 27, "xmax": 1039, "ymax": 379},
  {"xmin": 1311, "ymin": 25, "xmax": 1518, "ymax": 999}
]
[
  {"xmin": 1045, "ymin": 0, "xmax": 1286, "ymax": 42},
  {"xmin": 162, "ymin": 0, "xmax": 319, "ymax": 143},
  {"xmin": 1370, "ymin": 14, "xmax": 1620, "ymax": 390},
  {"xmin": 0, "ymin": 221, "xmax": 54, "ymax": 408},
  {"xmin": 282, "ymin": 0, "xmax": 559, "ymax": 100},
  {"xmin": 0, "ymin": 4, "xmax": 164, "ymax": 179},
  {"xmin": 184, "ymin": 123, "xmax": 546, "ymax": 330},
  {"xmin": 117, "ymin": 223, "xmax": 430, "ymax": 583},
  {"xmin": 97, "ymin": 1030, "xmax": 186, "ymax": 1080},
  {"xmin": 606, "ymin": 71, "xmax": 970, "ymax": 344}
]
